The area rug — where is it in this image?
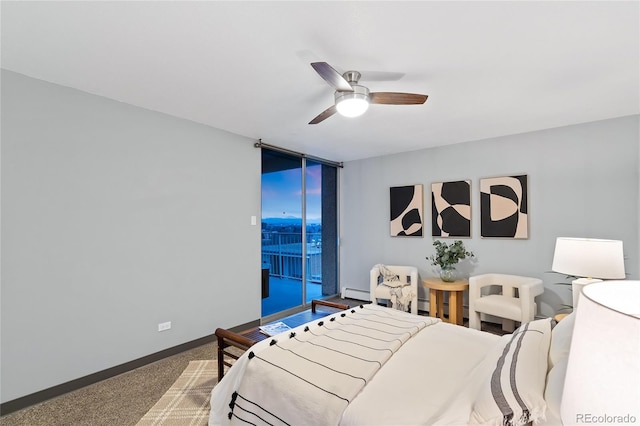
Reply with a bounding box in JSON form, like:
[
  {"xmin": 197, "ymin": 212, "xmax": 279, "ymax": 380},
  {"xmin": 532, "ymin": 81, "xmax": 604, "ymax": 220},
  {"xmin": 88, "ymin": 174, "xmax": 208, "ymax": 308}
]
[{"xmin": 136, "ymin": 360, "xmax": 217, "ymax": 426}]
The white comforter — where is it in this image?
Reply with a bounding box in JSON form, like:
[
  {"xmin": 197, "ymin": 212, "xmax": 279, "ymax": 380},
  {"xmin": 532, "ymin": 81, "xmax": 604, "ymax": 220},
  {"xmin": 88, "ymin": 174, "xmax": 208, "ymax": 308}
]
[{"xmin": 209, "ymin": 304, "xmax": 500, "ymax": 426}]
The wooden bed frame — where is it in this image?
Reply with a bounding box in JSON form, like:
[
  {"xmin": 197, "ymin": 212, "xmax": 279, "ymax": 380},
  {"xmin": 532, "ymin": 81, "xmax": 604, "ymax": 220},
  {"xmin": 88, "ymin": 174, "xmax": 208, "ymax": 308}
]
[{"xmin": 215, "ymin": 299, "xmax": 350, "ymax": 380}]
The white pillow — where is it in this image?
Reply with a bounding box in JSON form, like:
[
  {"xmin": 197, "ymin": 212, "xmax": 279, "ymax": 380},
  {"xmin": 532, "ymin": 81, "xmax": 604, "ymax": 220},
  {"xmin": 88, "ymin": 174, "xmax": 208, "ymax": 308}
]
[
  {"xmin": 548, "ymin": 312, "xmax": 576, "ymax": 369},
  {"xmin": 470, "ymin": 318, "xmax": 552, "ymax": 426},
  {"xmin": 544, "ymin": 356, "xmax": 569, "ymax": 420}
]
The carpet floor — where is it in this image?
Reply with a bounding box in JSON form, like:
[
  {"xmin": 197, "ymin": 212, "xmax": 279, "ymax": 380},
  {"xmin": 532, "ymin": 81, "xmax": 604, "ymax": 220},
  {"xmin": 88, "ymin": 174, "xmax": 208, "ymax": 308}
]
[{"xmin": 0, "ymin": 343, "xmax": 216, "ymax": 426}]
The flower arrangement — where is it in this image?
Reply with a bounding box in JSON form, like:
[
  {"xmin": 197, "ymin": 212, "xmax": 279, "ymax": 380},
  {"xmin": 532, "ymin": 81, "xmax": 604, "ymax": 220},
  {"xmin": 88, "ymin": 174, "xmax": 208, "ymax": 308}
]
[{"xmin": 427, "ymin": 240, "xmax": 474, "ymax": 270}]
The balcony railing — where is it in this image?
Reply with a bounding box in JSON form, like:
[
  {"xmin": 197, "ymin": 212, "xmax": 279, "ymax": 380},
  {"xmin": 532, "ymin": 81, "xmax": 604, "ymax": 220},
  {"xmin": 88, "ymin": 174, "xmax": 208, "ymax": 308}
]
[{"xmin": 262, "ymin": 232, "xmax": 322, "ymax": 283}]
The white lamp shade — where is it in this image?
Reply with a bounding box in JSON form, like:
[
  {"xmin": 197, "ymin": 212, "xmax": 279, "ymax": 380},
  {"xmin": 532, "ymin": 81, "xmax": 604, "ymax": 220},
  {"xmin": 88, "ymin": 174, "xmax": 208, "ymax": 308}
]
[
  {"xmin": 336, "ymin": 96, "xmax": 369, "ymax": 117},
  {"xmin": 551, "ymin": 237, "xmax": 625, "ymax": 279},
  {"xmin": 561, "ymin": 281, "xmax": 640, "ymax": 424}
]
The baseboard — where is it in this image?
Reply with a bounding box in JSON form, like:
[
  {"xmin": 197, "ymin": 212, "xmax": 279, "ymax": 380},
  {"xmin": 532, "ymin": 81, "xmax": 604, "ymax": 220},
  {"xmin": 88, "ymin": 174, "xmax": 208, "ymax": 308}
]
[{"xmin": 0, "ymin": 322, "xmax": 255, "ymax": 417}]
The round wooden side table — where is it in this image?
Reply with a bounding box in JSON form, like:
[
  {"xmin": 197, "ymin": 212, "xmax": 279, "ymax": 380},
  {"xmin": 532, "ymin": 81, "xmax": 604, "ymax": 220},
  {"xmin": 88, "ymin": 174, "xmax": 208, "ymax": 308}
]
[{"xmin": 421, "ymin": 278, "xmax": 469, "ymax": 326}]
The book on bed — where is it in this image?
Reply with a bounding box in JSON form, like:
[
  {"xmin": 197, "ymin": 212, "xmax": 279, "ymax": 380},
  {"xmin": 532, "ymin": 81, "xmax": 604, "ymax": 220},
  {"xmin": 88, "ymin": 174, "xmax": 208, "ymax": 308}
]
[{"xmin": 258, "ymin": 321, "xmax": 291, "ymax": 336}]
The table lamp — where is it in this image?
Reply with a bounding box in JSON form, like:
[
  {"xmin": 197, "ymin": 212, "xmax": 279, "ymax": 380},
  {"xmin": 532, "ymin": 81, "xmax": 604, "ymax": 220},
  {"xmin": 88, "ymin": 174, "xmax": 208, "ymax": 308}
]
[
  {"xmin": 551, "ymin": 237, "xmax": 625, "ymax": 308},
  {"xmin": 561, "ymin": 280, "xmax": 639, "ymax": 425}
]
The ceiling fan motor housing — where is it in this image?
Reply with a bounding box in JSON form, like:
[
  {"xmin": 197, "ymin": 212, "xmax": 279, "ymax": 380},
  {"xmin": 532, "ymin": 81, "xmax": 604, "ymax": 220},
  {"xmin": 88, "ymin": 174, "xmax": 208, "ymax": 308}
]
[{"xmin": 335, "ymin": 84, "xmax": 370, "ymax": 101}]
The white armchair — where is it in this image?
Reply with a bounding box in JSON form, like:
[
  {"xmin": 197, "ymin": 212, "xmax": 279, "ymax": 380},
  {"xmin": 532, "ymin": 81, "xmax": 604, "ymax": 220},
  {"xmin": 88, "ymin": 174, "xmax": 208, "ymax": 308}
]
[
  {"xmin": 469, "ymin": 273, "xmax": 544, "ymax": 331},
  {"xmin": 370, "ymin": 265, "xmax": 419, "ymax": 315}
]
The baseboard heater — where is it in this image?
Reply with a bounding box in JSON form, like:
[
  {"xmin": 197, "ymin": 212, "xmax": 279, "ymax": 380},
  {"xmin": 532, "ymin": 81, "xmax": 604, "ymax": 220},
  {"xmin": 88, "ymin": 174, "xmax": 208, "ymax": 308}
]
[{"xmin": 340, "ymin": 287, "xmax": 370, "ymax": 301}]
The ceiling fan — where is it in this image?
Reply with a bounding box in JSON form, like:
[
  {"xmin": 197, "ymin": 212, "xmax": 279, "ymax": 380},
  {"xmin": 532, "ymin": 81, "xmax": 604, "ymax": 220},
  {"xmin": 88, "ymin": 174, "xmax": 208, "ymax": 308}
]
[{"xmin": 309, "ymin": 62, "xmax": 428, "ymax": 125}]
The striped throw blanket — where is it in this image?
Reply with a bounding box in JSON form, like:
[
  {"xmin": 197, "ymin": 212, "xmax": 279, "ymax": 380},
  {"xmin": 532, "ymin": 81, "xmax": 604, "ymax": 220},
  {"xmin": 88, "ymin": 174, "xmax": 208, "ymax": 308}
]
[{"xmin": 227, "ymin": 304, "xmax": 439, "ymax": 426}]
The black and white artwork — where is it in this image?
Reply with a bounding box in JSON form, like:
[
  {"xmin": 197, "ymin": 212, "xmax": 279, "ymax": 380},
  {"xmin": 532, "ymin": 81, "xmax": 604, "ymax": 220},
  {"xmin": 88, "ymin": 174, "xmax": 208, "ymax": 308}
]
[
  {"xmin": 390, "ymin": 185, "xmax": 423, "ymax": 237},
  {"xmin": 480, "ymin": 175, "xmax": 528, "ymax": 239},
  {"xmin": 431, "ymin": 180, "xmax": 471, "ymax": 237}
]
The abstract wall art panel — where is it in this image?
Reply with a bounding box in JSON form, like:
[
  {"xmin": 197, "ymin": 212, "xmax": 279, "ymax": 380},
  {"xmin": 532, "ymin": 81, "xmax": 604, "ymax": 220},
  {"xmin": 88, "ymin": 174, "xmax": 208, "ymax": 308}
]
[
  {"xmin": 480, "ymin": 175, "xmax": 528, "ymax": 239},
  {"xmin": 431, "ymin": 180, "xmax": 471, "ymax": 237},
  {"xmin": 390, "ymin": 184, "xmax": 424, "ymax": 237}
]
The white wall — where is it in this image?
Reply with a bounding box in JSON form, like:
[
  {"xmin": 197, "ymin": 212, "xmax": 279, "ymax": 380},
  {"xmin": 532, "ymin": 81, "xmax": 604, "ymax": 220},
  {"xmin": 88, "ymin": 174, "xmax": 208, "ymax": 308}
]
[
  {"xmin": 0, "ymin": 71, "xmax": 262, "ymax": 402},
  {"xmin": 340, "ymin": 115, "xmax": 640, "ymax": 318}
]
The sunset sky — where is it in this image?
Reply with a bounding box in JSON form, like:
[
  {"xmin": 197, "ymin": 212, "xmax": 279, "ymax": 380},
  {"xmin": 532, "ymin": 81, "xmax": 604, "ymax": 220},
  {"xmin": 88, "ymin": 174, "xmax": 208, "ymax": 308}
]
[{"xmin": 261, "ymin": 163, "xmax": 322, "ymax": 221}]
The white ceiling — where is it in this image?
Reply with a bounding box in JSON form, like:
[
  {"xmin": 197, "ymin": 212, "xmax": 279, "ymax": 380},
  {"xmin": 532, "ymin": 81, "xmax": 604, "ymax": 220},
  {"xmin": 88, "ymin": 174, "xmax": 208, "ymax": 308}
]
[{"xmin": 2, "ymin": 1, "xmax": 638, "ymax": 162}]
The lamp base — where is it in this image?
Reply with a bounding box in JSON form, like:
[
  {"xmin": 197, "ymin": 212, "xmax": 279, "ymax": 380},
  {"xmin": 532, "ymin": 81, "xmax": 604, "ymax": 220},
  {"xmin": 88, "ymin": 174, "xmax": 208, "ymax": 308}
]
[{"xmin": 572, "ymin": 277, "xmax": 603, "ymax": 308}]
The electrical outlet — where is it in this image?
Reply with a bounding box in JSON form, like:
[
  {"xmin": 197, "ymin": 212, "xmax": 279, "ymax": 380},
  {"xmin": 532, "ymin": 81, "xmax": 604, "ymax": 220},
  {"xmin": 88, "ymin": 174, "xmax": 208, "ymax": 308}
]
[{"xmin": 158, "ymin": 321, "xmax": 171, "ymax": 332}]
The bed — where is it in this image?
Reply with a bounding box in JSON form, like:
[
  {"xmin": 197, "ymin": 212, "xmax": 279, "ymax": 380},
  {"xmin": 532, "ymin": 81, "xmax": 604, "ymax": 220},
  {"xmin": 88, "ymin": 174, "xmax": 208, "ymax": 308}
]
[{"xmin": 209, "ymin": 303, "xmax": 572, "ymax": 426}]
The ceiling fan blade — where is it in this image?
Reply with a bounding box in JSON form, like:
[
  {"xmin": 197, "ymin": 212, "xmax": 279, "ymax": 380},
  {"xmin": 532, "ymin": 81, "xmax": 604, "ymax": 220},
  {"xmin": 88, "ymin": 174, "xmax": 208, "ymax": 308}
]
[
  {"xmin": 311, "ymin": 62, "xmax": 353, "ymax": 92},
  {"xmin": 370, "ymin": 92, "xmax": 428, "ymax": 105},
  {"xmin": 309, "ymin": 105, "xmax": 337, "ymax": 125}
]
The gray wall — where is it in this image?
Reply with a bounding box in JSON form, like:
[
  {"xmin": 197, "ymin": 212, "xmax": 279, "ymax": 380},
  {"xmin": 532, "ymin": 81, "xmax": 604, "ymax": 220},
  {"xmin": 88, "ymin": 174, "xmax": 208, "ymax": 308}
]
[
  {"xmin": 340, "ymin": 115, "xmax": 640, "ymax": 318},
  {"xmin": 1, "ymin": 71, "xmax": 262, "ymax": 403}
]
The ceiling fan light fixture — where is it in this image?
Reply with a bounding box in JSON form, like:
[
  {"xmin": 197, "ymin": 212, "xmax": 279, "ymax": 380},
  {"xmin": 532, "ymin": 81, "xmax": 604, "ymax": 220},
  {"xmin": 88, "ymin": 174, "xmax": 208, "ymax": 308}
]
[
  {"xmin": 336, "ymin": 96, "xmax": 369, "ymax": 117},
  {"xmin": 308, "ymin": 62, "xmax": 428, "ymax": 124},
  {"xmin": 335, "ymin": 85, "xmax": 370, "ymax": 118}
]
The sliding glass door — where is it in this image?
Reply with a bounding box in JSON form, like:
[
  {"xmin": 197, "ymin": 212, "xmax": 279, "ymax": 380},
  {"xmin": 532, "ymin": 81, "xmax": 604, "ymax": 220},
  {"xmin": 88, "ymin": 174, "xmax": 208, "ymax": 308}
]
[
  {"xmin": 305, "ymin": 160, "xmax": 338, "ymax": 304},
  {"xmin": 261, "ymin": 150, "xmax": 303, "ymax": 316},
  {"xmin": 261, "ymin": 149, "xmax": 338, "ymax": 317}
]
